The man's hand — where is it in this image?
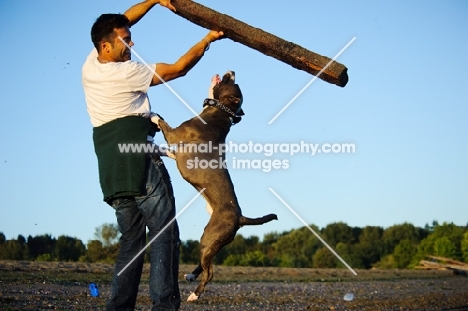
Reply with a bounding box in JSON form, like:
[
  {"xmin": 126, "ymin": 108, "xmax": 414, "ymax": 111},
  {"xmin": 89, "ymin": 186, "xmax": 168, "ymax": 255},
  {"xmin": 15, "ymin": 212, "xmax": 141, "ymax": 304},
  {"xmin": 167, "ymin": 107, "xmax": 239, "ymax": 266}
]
[
  {"xmin": 125, "ymin": 0, "xmax": 176, "ymax": 27},
  {"xmin": 208, "ymin": 74, "xmax": 220, "ymax": 99},
  {"xmin": 204, "ymin": 30, "xmax": 225, "ymax": 43},
  {"xmin": 157, "ymin": 0, "xmax": 176, "ymax": 12}
]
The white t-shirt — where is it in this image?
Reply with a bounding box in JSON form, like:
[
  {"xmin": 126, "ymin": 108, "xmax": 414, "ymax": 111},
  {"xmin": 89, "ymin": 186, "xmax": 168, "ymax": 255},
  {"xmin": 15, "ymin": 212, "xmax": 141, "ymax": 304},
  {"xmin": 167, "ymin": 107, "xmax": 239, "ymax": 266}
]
[{"xmin": 82, "ymin": 49, "xmax": 156, "ymax": 127}]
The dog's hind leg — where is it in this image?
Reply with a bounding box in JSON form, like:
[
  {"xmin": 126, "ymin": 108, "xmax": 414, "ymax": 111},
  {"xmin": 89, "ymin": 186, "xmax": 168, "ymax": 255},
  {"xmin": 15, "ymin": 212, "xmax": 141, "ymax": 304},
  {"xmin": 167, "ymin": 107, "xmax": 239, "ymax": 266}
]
[
  {"xmin": 187, "ymin": 219, "xmax": 236, "ymax": 301},
  {"xmin": 187, "ymin": 245, "xmax": 221, "ymax": 302},
  {"xmin": 184, "ymin": 264, "xmax": 202, "ymax": 282}
]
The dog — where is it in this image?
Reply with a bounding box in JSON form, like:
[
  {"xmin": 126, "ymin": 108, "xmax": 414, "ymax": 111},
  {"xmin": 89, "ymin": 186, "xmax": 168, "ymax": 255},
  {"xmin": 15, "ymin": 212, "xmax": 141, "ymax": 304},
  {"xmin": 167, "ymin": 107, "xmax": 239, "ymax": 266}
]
[{"xmin": 151, "ymin": 71, "xmax": 278, "ymax": 301}]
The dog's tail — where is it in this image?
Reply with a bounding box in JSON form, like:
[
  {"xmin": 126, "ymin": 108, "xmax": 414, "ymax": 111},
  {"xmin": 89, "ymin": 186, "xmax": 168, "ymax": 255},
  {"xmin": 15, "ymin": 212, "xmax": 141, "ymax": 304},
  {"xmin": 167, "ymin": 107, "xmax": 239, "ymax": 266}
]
[{"xmin": 239, "ymin": 214, "xmax": 278, "ymax": 226}]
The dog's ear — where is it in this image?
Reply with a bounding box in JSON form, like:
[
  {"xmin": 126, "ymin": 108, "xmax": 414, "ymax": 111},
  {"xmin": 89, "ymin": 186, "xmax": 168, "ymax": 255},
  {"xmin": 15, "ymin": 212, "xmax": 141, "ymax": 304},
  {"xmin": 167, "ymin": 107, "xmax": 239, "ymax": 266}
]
[{"xmin": 228, "ymin": 96, "xmax": 244, "ymax": 116}]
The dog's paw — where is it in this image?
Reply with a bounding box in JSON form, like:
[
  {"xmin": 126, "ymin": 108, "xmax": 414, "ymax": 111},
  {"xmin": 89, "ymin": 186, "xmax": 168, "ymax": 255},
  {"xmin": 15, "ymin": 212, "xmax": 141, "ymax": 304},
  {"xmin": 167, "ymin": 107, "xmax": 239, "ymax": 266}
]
[
  {"xmin": 150, "ymin": 112, "xmax": 164, "ymax": 126},
  {"xmin": 187, "ymin": 292, "xmax": 199, "ymax": 302},
  {"xmin": 165, "ymin": 149, "xmax": 176, "ymax": 160},
  {"xmin": 184, "ymin": 273, "xmax": 196, "ymax": 282}
]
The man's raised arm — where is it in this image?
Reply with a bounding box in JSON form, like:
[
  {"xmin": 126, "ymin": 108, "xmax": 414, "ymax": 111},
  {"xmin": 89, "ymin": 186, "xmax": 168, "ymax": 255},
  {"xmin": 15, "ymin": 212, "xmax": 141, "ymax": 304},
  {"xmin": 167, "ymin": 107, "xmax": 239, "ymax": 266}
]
[{"xmin": 124, "ymin": 0, "xmax": 176, "ymax": 27}]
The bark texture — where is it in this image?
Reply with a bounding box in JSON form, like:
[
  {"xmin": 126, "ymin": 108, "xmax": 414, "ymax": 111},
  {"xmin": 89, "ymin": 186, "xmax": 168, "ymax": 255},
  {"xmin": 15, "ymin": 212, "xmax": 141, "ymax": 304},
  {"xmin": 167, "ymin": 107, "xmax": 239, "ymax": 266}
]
[{"xmin": 172, "ymin": 0, "xmax": 349, "ymax": 87}]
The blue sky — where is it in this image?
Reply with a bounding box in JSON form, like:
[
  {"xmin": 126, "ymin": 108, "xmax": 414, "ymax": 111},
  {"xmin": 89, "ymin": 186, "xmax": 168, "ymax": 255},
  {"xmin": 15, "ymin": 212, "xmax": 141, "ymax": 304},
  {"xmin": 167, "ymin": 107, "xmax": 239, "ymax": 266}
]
[{"xmin": 0, "ymin": 0, "xmax": 467, "ymax": 245}]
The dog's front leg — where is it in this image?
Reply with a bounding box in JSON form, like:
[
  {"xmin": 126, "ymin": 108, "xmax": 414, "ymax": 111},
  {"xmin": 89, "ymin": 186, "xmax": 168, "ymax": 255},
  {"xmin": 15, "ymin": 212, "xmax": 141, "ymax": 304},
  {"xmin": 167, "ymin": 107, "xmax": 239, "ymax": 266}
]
[
  {"xmin": 150, "ymin": 114, "xmax": 178, "ymax": 145},
  {"xmin": 150, "ymin": 113, "xmax": 173, "ymax": 133}
]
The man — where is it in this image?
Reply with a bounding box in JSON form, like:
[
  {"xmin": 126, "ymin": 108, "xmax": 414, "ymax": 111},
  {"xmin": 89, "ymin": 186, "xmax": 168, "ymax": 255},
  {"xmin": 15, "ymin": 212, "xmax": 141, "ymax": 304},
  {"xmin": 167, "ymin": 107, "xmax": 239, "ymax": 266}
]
[{"xmin": 81, "ymin": 0, "xmax": 224, "ymax": 310}]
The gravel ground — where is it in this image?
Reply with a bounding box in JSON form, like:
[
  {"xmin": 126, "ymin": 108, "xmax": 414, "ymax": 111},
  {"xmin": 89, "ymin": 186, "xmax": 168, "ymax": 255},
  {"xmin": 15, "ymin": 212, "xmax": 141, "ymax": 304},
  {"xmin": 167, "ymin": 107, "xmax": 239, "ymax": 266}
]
[{"xmin": 1, "ymin": 261, "xmax": 468, "ymax": 310}]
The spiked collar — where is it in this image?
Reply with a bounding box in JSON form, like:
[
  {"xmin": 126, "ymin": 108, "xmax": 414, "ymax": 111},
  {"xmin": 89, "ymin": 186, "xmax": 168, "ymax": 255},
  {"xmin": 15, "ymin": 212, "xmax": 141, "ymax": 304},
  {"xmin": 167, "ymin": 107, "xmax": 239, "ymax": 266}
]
[{"xmin": 203, "ymin": 98, "xmax": 242, "ymax": 125}]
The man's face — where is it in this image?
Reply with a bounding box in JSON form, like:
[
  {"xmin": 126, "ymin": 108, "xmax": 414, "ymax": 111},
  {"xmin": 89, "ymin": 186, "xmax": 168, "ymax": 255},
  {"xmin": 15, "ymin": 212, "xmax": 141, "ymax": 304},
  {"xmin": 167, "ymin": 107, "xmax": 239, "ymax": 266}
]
[{"xmin": 108, "ymin": 27, "xmax": 133, "ymax": 62}]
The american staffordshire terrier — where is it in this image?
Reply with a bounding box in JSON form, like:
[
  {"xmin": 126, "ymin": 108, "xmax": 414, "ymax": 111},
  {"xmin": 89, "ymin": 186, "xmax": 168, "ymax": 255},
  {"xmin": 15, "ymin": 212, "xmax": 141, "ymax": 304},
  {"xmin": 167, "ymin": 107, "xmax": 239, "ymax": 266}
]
[{"xmin": 151, "ymin": 71, "xmax": 278, "ymax": 301}]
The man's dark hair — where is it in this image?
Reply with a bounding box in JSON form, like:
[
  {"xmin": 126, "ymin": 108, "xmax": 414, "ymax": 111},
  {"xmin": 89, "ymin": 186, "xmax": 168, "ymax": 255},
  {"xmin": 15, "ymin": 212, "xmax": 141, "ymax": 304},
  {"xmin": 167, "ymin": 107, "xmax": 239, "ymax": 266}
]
[{"xmin": 91, "ymin": 14, "xmax": 130, "ymax": 51}]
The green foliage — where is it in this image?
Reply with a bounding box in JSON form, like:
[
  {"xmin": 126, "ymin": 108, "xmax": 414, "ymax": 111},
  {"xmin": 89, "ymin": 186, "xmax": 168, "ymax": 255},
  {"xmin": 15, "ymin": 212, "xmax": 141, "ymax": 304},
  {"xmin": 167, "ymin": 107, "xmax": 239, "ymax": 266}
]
[
  {"xmin": 321, "ymin": 222, "xmax": 358, "ymax": 248},
  {"xmin": 81, "ymin": 240, "xmax": 104, "ymax": 262},
  {"xmin": 2, "ymin": 221, "xmax": 466, "ymax": 269},
  {"xmin": 260, "ymin": 231, "xmax": 281, "ymax": 266},
  {"xmin": 17, "ymin": 235, "xmax": 26, "ymax": 245},
  {"xmin": 216, "ymin": 235, "xmax": 262, "ymax": 265},
  {"xmin": 0, "ymin": 239, "xmax": 27, "ymax": 260},
  {"xmin": 433, "ymin": 237, "xmax": 456, "ymax": 258},
  {"xmin": 80, "ymin": 224, "xmax": 121, "ymax": 263},
  {"xmin": 275, "ymin": 226, "xmax": 320, "ymax": 268},
  {"xmin": 94, "ymin": 223, "xmax": 120, "ymax": 247},
  {"xmin": 36, "ymin": 253, "xmax": 53, "ymax": 262},
  {"xmin": 180, "ymin": 240, "xmax": 200, "ymax": 264},
  {"xmin": 355, "ymin": 226, "xmax": 384, "ymax": 268},
  {"xmin": 414, "ymin": 222, "xmax": 465, "ymax": 263},
  {"xmin": 27, "ymin": 234, "xmax": 56, "ymax": 260},
  {"xmin": 461, "ymin": 232, "xmax": 468, "ymax": 263},
  {"xmin": 224, "ymin": 250, "xmax": 269, "ymax": 267},
  {"xmin": 374, "ymin": 254, "xmax": 396, "ymax": 269},
  {"xmin": 335, "ymin": 242, "xmax": 364, "ymax": 269},
  {"xmin": 101, "ymin": 244, "xmax": 120, "ymax": 263},
  {"xmin": 393, "ymin": 239, "xmax": 417, "ymax": 269},
  {"xmin": 381, "ymin": 223, "xmax": 427, "ymax": 255},
  {"xmin": 56, "ymin": 236, "xmax": 86, "ymax": 262},
  {"xmin": 312, "ymin": 247, "xmax": 337, "ymax": 268}
]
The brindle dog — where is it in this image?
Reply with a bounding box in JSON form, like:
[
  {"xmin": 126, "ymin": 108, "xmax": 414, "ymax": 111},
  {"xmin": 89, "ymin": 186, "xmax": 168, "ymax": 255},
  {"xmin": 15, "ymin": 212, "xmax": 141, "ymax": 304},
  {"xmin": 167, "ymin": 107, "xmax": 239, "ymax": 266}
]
[{"xmin": 152, "ymin": 71, "xmax": 277, "ymax": 301}]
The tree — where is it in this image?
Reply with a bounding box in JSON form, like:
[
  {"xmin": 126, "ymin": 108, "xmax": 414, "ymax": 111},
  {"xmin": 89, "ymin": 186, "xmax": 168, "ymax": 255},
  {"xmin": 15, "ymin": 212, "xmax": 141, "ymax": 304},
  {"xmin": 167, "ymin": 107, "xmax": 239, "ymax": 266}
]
[
  {"xmin": 312, "ymin": 247, "xmax": 337, "ymax": 268},
  {"xmin": 94, "ymin": 223, "xmax": 120, "ymax": 247},
  {"xmin": 321, "ymin": 222, "xmax": 357, "ymax": 248},
  {"xmin": 0, "ymin": 240, "xmax": 26, "ymax": 260},
  {"xmin": 433, "ymin": 237, "xmax": 456, "ymax": 258},
  {"xmin": 180, "ymin": 240, "xmax": 200, "ymax": 264},
  {"xmin": 461, "ymin": 232, "xmax": 468, "ymax": 263},
  {"xmin": 83, "ymin": 240, "xmax": 104, "ymax": 262},
  {"xmin": 335, "ymin": 242, "xmax": 364, "ymax": 269},
  {"xmin": 243, "ymin": 250, "xmax": 269, "ymax": 266},
  {"xmin": 223, "ymin": 250, "xmax": 270, "ymax": 267},
  {"xmin": 275, "ymin": 226, "xmax": 321, "ymax": 268},
  {"xmin": 393, "ymin": 239, "xmax": 417, "ymax": 269},
  {"xmin": 88, "ymin": 223, "xmax": 121, "ymax": 263},
  {"xmin": 381, "ymin": 223, "xmax": 427, "ymax": 255},
  {"xmin": 17, "ymin": 235, "xmax": 26, "ymax": 245},
  {"xmin": 0, "ymin": 234, "xmax": 29, "ymax": 260},
  {"xmin": 27, "ymin": 234, "xmax": 56, "ymax": 260},
  {"xmin": 414, "ymin": 222, "xmax": 464, "ymax": 262},
  {"xmin": 226, "ymin": 235, "xmax": 259, "ymax": 254},
  {"xmin": 261, "ymin": 232, "xmax": 282, "ymax": 266},
  {"xmin": 216, "ymin": 234, "xmax": 260, "ymax": 265},
  {"xmin": 56, "ymin": 235, "xmax": 86, "ymax": 261},
  {"xmin": 355, "ymin": 226, "xmax": 384, "ymax": 269}
]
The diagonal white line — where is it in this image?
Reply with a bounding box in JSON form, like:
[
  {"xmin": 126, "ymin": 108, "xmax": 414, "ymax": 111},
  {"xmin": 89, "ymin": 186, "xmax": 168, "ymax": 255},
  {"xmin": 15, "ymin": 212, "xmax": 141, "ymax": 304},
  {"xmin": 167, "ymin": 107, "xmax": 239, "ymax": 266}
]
[
  {"xmin": 268, "ymin": 37, "xmax": 356, "ymax": 124},
  {"xmin": 268, "ymin": 188, "xmax": 357, "ymax": 275},
  {"xmin": 118, "ymin": 37, "xmax": 207, "ymax": 124},
  {"xmin": 117, "ymin": 188, "xmax": 206, "ymax": 276}
]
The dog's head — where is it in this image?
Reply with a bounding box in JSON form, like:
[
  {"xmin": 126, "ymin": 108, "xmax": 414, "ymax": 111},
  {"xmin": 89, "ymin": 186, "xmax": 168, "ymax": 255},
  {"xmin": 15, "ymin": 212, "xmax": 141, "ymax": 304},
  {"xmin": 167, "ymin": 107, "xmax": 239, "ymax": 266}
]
[{"xmin": 212, "ymin": 71, "xmax": 244, "ymax": 119}]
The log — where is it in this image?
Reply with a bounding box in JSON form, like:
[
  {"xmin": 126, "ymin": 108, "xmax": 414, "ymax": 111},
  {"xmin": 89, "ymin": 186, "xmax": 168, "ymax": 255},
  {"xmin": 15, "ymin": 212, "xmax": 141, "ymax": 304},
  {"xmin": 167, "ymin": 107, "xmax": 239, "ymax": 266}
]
[
  {"xmin": 418, "ymin": 259, "xmax": 468, "ymax": 272},
  {"xmin": 171, "ymin": 0, "xmax": 349, "ymax": 87},
  {"xmin": 426, "ymin": 255, "xmax": 468, "ymax": 267}
]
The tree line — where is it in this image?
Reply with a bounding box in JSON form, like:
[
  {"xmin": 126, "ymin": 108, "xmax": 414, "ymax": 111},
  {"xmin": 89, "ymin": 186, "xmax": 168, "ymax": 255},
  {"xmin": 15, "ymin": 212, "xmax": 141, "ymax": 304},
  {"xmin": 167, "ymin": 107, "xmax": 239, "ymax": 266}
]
[{"xmin": 1, "ymin": 221, "xmax": 467, "ymax": 269}]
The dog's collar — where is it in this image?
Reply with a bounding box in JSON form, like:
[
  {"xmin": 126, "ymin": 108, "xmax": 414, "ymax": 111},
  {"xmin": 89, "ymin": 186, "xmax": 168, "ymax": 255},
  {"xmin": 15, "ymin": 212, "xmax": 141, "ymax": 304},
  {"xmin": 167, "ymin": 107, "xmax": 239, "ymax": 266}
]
[{"xmin": 203, "ymin": 98, "xmax": 242, "ymax": 125}]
